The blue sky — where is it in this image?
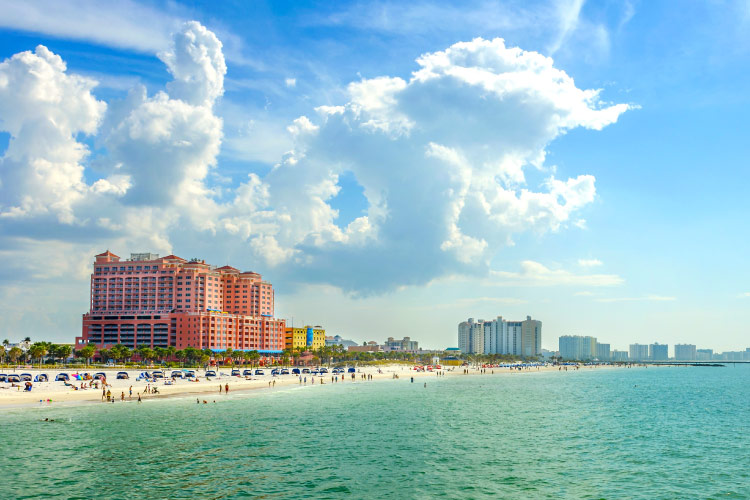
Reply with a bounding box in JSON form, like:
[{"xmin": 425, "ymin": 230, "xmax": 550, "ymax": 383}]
[{"xmin": 1, "ymin": 0, "xmax": 749, "ymax": 353}]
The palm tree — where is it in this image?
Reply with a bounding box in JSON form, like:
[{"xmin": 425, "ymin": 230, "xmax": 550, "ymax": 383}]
[
  {"xmin": 29, "ymin": 343, "xmax": 48, "ymax": 369},
  {"xmin": 57, "ymin": 344, "xmax": 72, "ymax": 365},
  {"xmin": 78, "ymin": 344, "xmax": 97, "ymax": 367},
  {"xmin": 8, "ymin": 346, "xmax": 22, "ymax": 367},
  {"xmin": 0, "ymin": 345, "xmax": 5, "ymax": 367}
]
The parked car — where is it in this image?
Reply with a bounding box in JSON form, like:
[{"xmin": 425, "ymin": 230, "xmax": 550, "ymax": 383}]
[
  {"xmin": 116, "ymin": 372, "xmax": 129, "ymax": 380},
  {"xmin": 280, "ymin": 369, "xmax": 290, "ymax": 375},
  {"xmin": 254, "ymin": 369, "xmax": 264, "ymax": 376},
  {"xmin": 205, "ymin": 370, "xmax": 217, "ymax": 377},
  {"xmin": 55, "ymin": 373, "xmax": 70, "ymax": 381},
  {"xmin": 292, "ymin": 368, "xmax": 301, "ymax": 375},
  {"xmin": 20, "ymin": 373, "xmax": 33, "ymax": 381},
  {"xmin": 242, "ymin": 369, "xmax": 253, "ymax": 376},
  {"xmin": 231, "ymin": 369, "xmax": 240, "ymax": 377}
]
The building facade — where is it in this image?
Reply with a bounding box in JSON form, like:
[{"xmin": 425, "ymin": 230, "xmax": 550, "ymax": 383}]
[
  {"xmin": 558, "ymin": 335, "xmax": 597, "ymax": 360},
  {"xmin": 325, "ymin": 335, "xmax": 358, "ymax": 348},
  {"xmin": 383, "ymin": 337, "xmax": 419, "ymax": 352},
  {"xmin": 649, "ymin": 343, "xmax": 668, "ymax": 361},
  {"xmin": 674, "ymin": 344, "xmax": 697, "ymax": 360},
  {"xmin": 76, "ymin": 251, "xmax": 286, "ymax": 354},
  {"xmin": 629, "ymin": 344, "xmax": 649, "ymax": 361},
  {"xmin": 596, "ymin": 342, "xmax": 611, "ymax": 361},
  {"xmin": 285, "ymin": 326, "xmax": 326, "ymax": 351},
  {"xmin": 458, "ymin": 316, "xmax": 542, "ymax": 357},
  {"xmin": 611, "ymin": 350, "xmax": 629, "ymax": 362},
  {"xmin": 696, "ymin": 348, "xmax": 713, "ymax": 360}
]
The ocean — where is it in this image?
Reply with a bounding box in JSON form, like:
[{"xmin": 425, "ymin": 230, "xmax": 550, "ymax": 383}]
[{"xmin": 2, "ymin": 364, "xmax": 748, "ymax": 499}]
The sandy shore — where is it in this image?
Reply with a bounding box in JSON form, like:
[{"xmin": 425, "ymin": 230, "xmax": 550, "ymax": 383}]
[{"xmin": 0, "ymin": 363, "xmax": 602, "ymax": 408}]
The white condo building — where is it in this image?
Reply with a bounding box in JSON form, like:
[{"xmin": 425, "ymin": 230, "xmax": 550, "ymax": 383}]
[{"xmin": 458, "ymin": 316, "xmax": 542, "ymax": 356}]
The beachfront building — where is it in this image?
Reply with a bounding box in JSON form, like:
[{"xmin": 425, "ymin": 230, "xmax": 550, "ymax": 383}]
[
  {"xmin": 458, "ymin": 316, "xmax": 542, "ymax": 356},
  {"xmin": 76, "ymin": 251, "xmax": 286, "ymax": 356},
  {"xmin": 649, "ymin": 343, "xmax": 668, "ymax": 361},
  {"xmin": 629, "ymin": 344, "xmax": 649, "ymax": 361},
  {"xmin": 383, "ymin": 337, "xmax": 419, "ymax": 352},
  {"xmin": 348, "ymin": 341, "xmax": 381, "ymax": 353},
  {"xmin": 696, "ymin": 348, "xmax": 713, "ymax": 360},
  {"xmin": 458, "ymin": 318, "xmax": 485, "ymax": 354},
  {"xmin": 596, "ymin": 342, "xmax": 611, "ymax": 361},
  {"xmin": 674, "ymin": 344, "xmax": 697, "ymax": 360},
  {"xmin": 285, "ymin": 326, "xmax": 325, "ymax": 351},
  {"xmin": 325, "ymin": 335, "xmax": 358, "ymax": 348},
  {"xmin": 559, "ymin": 335, "xmax": 597, "ymax": 360},
  {"xmin": 611, "ymin": 350, "xmax": 629, "ymax": 362}
]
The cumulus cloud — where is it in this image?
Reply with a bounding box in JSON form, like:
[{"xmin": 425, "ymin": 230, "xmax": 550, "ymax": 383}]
[
  {"xmin": 0, "ymin": 45, "xmax": 106, "ymax": 223},
  {"xmin": 235, "ymin": 37, "xmax": 630, "ymax": 292},
  {"xmin": 0, "ymin": 31, "xmax": 631, "ymax": 302}
]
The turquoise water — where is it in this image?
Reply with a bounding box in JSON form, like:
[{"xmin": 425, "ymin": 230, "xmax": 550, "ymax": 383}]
[{"xmin": 2, "ymin": 365, "xmax": 749, "ymax": 499}]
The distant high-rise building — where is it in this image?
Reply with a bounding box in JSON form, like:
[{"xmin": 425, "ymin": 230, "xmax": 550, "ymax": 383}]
[
  {"xmin": 629, "ymin": 344, "xmax": 649, "ymax": 361},
  {"xmin": 596, "ymin": 342, "xmax": 611, "ymax": 361},
  {"xmin": 696, "ymin": 348, "xmax": 713, "ymax": 361},
  {"xmin": 674, "ymin": 344, "xmax": 697, "ymax": 360},
  {"xmin": 611, "ymin": 350, "xmax": 629, "ymax": 362},
  {"xmin": 458, "ymin": 316, "xmax": 542, "ymax": 356},
  {"xmin": 559, "ymin": 335, "xmax": 597, "ymax": 360},
  {"xmin": 649, "ymin": 343, "xmax": 668, "ymax": 361}
]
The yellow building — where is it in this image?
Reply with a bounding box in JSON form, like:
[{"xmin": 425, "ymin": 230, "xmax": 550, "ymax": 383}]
[{"xmin": 285, "ymin": 325, "xmax": 326, "ymax": 351}]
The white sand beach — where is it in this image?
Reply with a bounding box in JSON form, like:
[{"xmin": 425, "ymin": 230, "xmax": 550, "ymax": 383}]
[{"xmin": 0, "ymin": 362, "xmax": 586, "ymax": 407}]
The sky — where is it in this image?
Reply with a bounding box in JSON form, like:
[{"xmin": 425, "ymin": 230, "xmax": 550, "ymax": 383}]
[{"xmin": 1, "ymin": 0, "xmax": 750, "ymax": 353}]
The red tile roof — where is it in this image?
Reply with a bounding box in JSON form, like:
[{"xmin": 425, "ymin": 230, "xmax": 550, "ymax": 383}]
[
  {"xmin": 162, "ymin": 255, "xmax": 186, "ymax": 261},
  {"xmin": 95, "ymin": 250, "xmax": 119, "ymax": 258}
]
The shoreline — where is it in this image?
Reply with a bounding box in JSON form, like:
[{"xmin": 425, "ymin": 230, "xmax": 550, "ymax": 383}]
[{"xmin": 0, "ymin": 363, "xmax": 636, "ymax": 410}]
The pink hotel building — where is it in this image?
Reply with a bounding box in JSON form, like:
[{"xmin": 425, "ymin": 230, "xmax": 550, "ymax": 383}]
[{"xmin": 75, "ymin": 251, "xmax": 286, "ymax": 355}]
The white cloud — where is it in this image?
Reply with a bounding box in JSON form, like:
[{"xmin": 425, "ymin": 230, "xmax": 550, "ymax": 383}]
[
  {"xmin": 0, "ymin": 30, "xmax": 631, "ymax": 299},
  {"xmin": 491, "ymin": 260, "xmax": 623, "ymax": 287},
  {"xmin": 0, "ymin": 0, "xmax": 179, "ymax": 54},
  {"xmin": 285, "ymin": 77, "xmax": 297, "ymax": 88},
  {"xmin": 595, "ymin": 295, "xmax": 676, "ymax": 303},
  {"xmin": 578, "ymin": 258, "xmax": 603, "ymax": 267},
  {"xmin": 737, "ymin": 292, "xmax": 750, "ymax": 298},
  {"xmin": 0, "ymin": 45, "xmax": 106, "ymax": 223}
]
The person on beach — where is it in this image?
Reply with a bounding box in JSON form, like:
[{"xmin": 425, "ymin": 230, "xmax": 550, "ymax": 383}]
[
  {"xmin": 129, "ymin": 386, "xmax": 133, "ymax": 399},
  {"xmin": 106, "ymin": 389, "xmax": 111, "ymax": 402},
  {"xmin": 101, "ymin": 387, "xmax": 106, "ymax": 400},
  {"xmin": 121, "ymin": 392, "xmax": 124, "ymax": 401},
  {"xmin": 272, "ymin": 380, "xmax": 276, "ymax": 387},
  {"xmin": 225, "ymin": 383, "xmax": 229, "ymax": 393},
  {"xmin": 197, "ymin": 398, "xmax": 200, "ymax": 404},
  {"xmin": 138, "ymin": 394, "xmax": 142, "ymax": 403},
  {"xmin": 219, "ymin": 385, "xmax": 222, "ymax": 393}
]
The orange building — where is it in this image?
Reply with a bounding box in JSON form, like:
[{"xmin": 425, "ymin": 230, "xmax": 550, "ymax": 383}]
[{"xmin": 76, "ymin": 251, "xmax": 286, "ymax": 355}]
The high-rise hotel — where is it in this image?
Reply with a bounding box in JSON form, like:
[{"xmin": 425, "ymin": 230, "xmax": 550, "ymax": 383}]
[
  {"xmin": 75, "ymin": 251, "xmax": 286, "ymax": 354},
  {"xmin": 458, "ymin": 316, "xmax": 542, "ymax": 357}
]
